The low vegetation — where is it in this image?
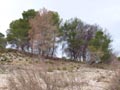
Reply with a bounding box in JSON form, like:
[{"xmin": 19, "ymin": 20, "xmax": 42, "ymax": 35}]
[{"xmin": 0, "ymin": 51, "xmax": 119, "ymax": 90}]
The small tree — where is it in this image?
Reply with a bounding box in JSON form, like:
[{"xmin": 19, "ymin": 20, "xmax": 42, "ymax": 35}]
[{"xmin": 89, "ymin": 30, "xmax": 112, "ymax": 63}]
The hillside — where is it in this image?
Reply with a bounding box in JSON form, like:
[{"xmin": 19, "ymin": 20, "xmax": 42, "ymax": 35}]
[{"xmin": 0, "ymin": 51, "xmax": 119, "ymax": 90}]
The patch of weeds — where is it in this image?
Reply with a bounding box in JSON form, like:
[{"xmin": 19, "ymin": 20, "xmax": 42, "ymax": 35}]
[
  {"xmin": 16, "ymin": 66, "xmax": 21, "ymax": 70},
  {"xmin": 26, "ymin": 59, "xmax": 28, "ymax": 61},
  {"xmin": 76, "ymin": 66, "xmax": 79, "ymax": 69},
  {"xmin": 45, "ymin": 60, "xmax": 54, "ymax": 64},
  {"xmin": 35, "ymin": 60, "xmax": 39, "ymax": 63},
  {"xmin": 62, "ymin": 62, "xmax": 65, "ymax": 64},
  {"xmin": 0, "ymin": 69, "xmax": 5, "ymax": 74},
  {"xmin": 0, "ymin": 61, "xmax": 5, "ymax": 65},
  {"xmin": 5, "ymin": 61, "xmax": 12, "ymax": 64},
  {"xmin": 0, "ymin": 55, "xmax": 8, "ymax": 61},
  {"xmin": 28, "ymin": 60, "xmax": 33, "ymax": 64},
  {"xmin": 57, "ymin": 67, "xmax": 61, "ymax": 70},
  {"xmin": 47, "ymin": 68, "xmax": 53, "ymax": 72},
  {"xmin": 67, "ymin": 66, "xmax": 74, "ymax": 72},
  {"xmin": 62, "ymin": 67, "xmax": 67, "ymax": 70},
  {"xmin": 19, "ymin": 58, "xmax": 23, "ymax": 61}
]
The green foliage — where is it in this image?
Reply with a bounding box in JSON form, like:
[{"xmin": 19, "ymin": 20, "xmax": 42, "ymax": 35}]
[
  {"xmin": 51, "ymin": 11, "xmax": 60, "ymax": 26},
  {"xmin": 47, "ymin": 68, "xmax": 53, "ymax": 72},
  {"xmin": 101, "ymin": 52, "xmax": 111, "ymax": 62},
  {"xmin": 5, "ymin": 8, "xmax": 112, "ymax": 63},
  {"xmin": 7, "ymin": 9, "xmax": 37, "ymax": 50},
  {"xmin": 62, "ymin": 67, "xmax": 67, "ymax": 70},
  {"xmin": 0, "ymin": 33, "xmax": 4, "ymax": 37},
  {"xmin": 60, "ymin": 18, "xmax": 82, "ymax": 59},
  {"xmin": 59, "ymin": 18, "xmax": 112, "ymax": 63},
  {"xmin": 0, "ymin": 33, "xmax": 6, "ymax": 50},
  {"xmin": 89, "ymin": 30, "xmax": 112, "ymax": 62},
  {"xmin": 22, "ymin": 9, "xmax": 37, "ymax": 21},
  {"xmin": 7, "ymin": 19, "xmax": 29, "ymax": 47},
  {"xmin": 118, "ymin": 57, "xmax": 120, "ymax": 61}
]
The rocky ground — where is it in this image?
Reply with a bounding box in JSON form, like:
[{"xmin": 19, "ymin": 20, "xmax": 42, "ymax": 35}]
[{"xmin": 0, "ymin": 51, "xmax": 119, "ymax": 90}]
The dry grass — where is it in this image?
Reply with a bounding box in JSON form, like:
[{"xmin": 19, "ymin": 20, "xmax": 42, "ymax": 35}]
[
  {"xmin": 8, "ymin": 70, "xmax": 43, "ymax": 90},
  {"xmin": 8, "ymin": 69, "xmax": 83, "ymax": 90},
  {"xmin": 5, "ymin": 62, "xmax": 120, "ymax": 90},
  {"xmin": 5, "ymin": 58, "xmax": 120, "ymax": 90},
  {"xmin": 0, "ymin": 51, "xmax": 119, "ymax": 90},
  {"xmin": 108, "ymin": 69, "xmax": 120, "ymax": 90},
  {"xmin": 106, "ymin": 58, "xmax": 120, "ymax": 90}
]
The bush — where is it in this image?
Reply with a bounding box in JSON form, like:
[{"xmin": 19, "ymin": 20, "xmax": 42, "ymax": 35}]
[
  {"xmin": 117, "ymin": 57, "xmax": 120, "ymax": 61},
  {"xmin": 101, "ymin": 52, "xmax": 111, "ymax": 63},
  {"xmin": 47, "ymin": 68, "xmax": 53, "ymax": 72},
  {"xmin": 62, "ymin": 67, "xmax": 67, "ymax": 70}
]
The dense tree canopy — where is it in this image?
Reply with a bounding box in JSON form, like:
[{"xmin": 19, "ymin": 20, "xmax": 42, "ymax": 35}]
[
  {"xmin": 7, "ymin": 9, "xmax": 37, "ymax": 51},
  {"xmin": 22, "ymin": 9, "xmax": 37, "ymax": 21},
  {"xmin": 59, "ymin": 18, "xmax": 112, "ymax": 62},
  {"xmin": 5, "ymin": 8, "xmax": 112, "ymax": 63}
]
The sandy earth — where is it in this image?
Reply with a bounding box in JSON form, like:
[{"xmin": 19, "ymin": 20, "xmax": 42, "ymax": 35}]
[
  {"xmin": 0, "ymin": 66, "xmax": 116, "ymax": 90},
  {"xmin": 0, "ymin": 52, "xmax": 118, "ymax": 90},
  {"xmin": 0, "ymin": 74, "xmax": 9, "ymax": 90}
]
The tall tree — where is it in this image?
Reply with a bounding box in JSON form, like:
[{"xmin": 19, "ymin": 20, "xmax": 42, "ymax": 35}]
[
  {"xmin": 29, "ymin": 8, "xmax": 60, "ymax": 57},
  {"xmin": 60, "ymin": 18, "xmax": 95, "ymax": 61},
  {"xmin": 60, "ymin": 18, "xmax": 112, "ymax": 62},
  {"xmin": 60, "ymin": 18, "xmax": 81, "ymax": 60},
  {"xmin": 7, "ymin": 9, "xmax": 37, "ymax": 51},
  {"xmin": 7, "ymin": 19, "xmax": 29, "ymax": 50}
]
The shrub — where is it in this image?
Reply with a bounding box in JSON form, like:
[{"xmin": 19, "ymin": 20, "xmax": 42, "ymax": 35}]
[
  {"xmin": 117, "ymin": 57, "xmax": 120, "ymax": 61},
  {"xmin": 47, "ymin": 68, "xmax": 53, "ymax": 72},
  {"xmin": 62, "ymin": 67, "xmax": 67, "ymax": 70}
]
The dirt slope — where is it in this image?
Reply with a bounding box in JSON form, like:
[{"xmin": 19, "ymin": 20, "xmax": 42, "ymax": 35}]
[{"xmin": 0, "ymin": 52, "xmax": 119, "ymax": 90}]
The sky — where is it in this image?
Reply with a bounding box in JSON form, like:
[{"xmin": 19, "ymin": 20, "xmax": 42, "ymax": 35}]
[{"xmin": 0, "ymin": 0, "xmax": 120, "ymax": 54}]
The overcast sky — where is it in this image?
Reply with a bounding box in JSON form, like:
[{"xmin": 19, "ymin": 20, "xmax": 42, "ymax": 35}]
[{"xmin": 0, "ymin": 0, "xmax": 120, "ymax": 54}]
